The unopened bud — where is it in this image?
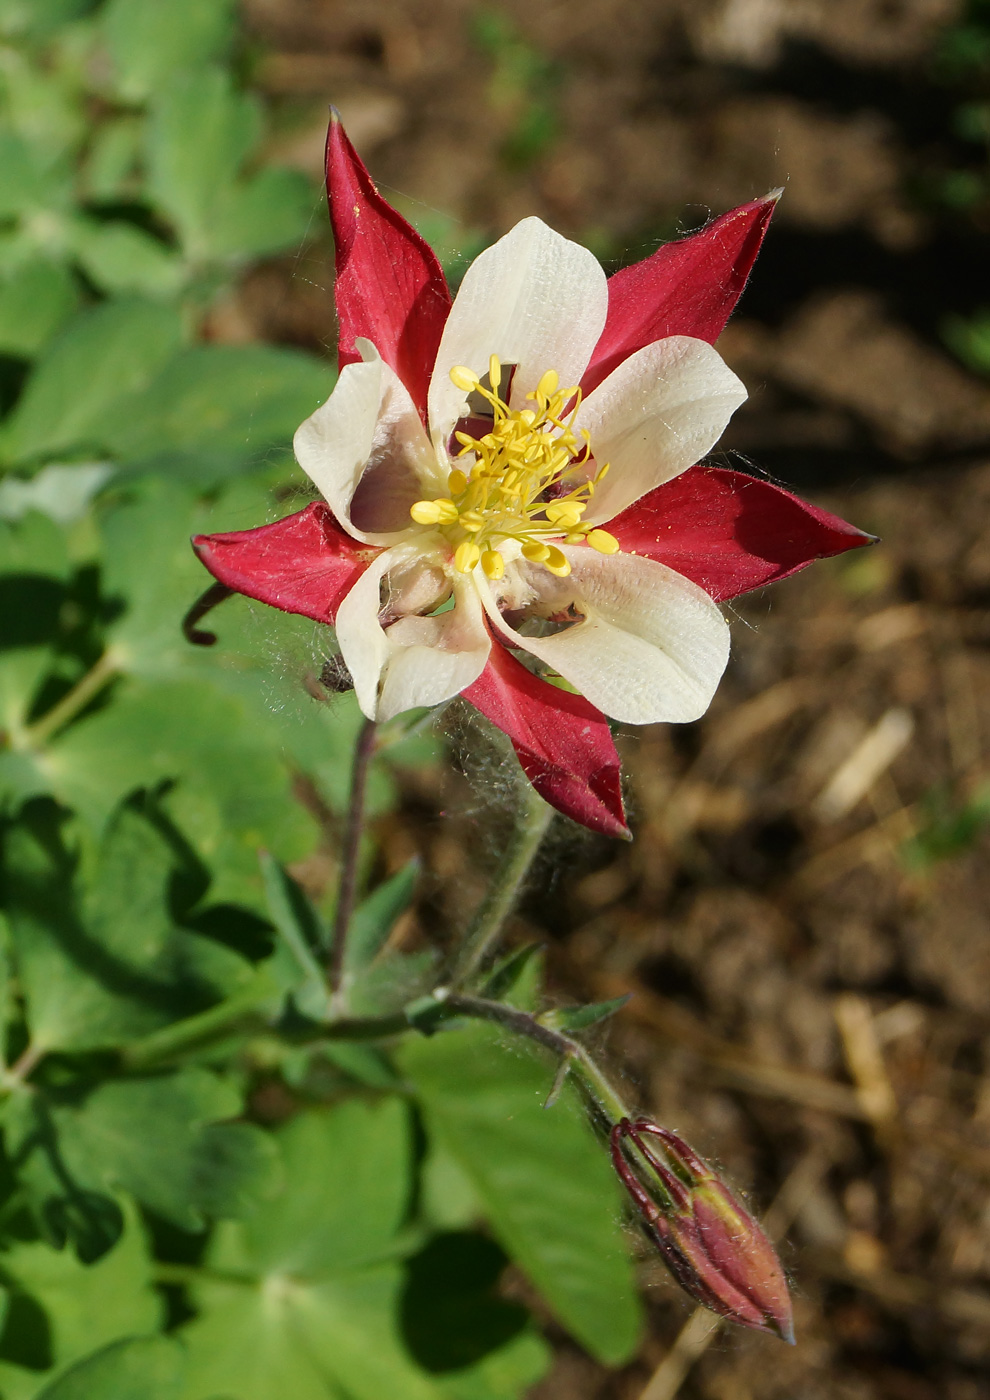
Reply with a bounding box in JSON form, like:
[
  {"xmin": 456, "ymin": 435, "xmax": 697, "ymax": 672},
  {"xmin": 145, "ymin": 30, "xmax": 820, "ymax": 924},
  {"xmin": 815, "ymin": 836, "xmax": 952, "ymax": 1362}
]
[{"xmin": 610, "ymin": 1118, "xmax": 794, "ymax": 1343}]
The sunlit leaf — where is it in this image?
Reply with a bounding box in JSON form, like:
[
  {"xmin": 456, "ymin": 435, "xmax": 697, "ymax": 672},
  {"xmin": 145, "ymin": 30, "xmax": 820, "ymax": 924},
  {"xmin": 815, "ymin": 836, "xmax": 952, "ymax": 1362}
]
[
  {"xmin": 0, "ymin": 300, "xmax": 184, "ymax": 468},
  {"xmin": 1, "ymin": 1200, "xmax": 160, "ymax": 1367},
  {"xmin": 35, "ymin": 1335, "xmax": 185, "ymax": 1400},
  {"xmin": 0, "ymin": 259, "xmax": 78, "ymax": 357},
  {"xmin": 51, "ymin": 1069, "xmax": 281, "ymax": 1229},
  {"xmin": 400, "ymin": 1023, "xmax": 643, "ymax": 1365},
  {"xmin": 103, "ymin": 344, "xmax": 331, "ymax": 481},
  {"xmin": 102, "ymin": 0, "xmax": 235, "ymax": 102}
]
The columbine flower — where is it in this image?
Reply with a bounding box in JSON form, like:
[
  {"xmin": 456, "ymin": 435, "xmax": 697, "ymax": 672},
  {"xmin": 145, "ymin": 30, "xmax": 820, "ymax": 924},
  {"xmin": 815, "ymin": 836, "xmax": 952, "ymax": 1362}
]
[
  {"xmin": 193, "ymin": 115, "xmax": 871, "ymax": 838},
  {"xmin": 611, "ymin": 1117, "xmax": 794, "ymax": 1342}
]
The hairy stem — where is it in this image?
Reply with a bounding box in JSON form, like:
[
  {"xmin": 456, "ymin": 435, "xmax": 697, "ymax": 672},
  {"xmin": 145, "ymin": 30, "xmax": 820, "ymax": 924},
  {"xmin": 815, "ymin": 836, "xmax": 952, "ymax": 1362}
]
[
  {"xmin": 443, "ymin": 992, "xmax": 633, "ymax": 1127},
  {"xmin": 449, "ymin": 780, "xmax": 554, "ymax": 987},
  {"xmin": 328, "ymin": 716, "xmax": 378, "ymax": 997},
  {"xmin": 24, "ymin": 651, "xmax": 119, "ymax": 747}
]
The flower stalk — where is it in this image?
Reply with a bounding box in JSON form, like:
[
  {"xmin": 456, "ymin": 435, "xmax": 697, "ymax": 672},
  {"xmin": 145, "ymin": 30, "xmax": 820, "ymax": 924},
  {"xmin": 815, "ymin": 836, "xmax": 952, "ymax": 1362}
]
[
  {"xmin": 447, "ymin": 776, "xmax": 554, "ymax": 987},
  {"xmin": 328, "ymin": 715, "xmax": 378, "ymax": 997}
]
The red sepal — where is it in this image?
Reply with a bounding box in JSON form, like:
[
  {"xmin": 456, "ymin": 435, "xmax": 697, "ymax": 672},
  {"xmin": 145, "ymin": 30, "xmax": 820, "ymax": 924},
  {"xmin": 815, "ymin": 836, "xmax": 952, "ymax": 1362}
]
[
  {"xmin": 609, "ymin": 466, "xmax": 874, "ymax": 602},
  {"xmin": 464, "ymin": 642, "xmax": 629, "ymax": 839},
  {"xmin": 326, "ymin": 114, "xmax": 452, "ymax": 419},
  {"xmin": 192, "ymin": 502, "xmax": 376, "ymax": 625},
  {"xmin": 583, "ymin": 195, "xmax": 778, "ymax": 396}
]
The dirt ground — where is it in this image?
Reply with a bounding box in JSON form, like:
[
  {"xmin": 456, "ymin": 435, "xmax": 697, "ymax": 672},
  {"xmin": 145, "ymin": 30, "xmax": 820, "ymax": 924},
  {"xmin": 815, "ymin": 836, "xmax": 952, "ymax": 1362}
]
[{"xmin": 232, "ymin": 2, "xmax": 990, "ymax": 1395}]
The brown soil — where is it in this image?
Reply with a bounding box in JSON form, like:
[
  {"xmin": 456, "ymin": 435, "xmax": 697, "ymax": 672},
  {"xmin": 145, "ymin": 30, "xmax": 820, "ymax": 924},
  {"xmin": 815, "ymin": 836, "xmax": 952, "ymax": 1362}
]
[{"xmin": 238, "ymin": 2, "xmax": 990, "ymax": 1396}]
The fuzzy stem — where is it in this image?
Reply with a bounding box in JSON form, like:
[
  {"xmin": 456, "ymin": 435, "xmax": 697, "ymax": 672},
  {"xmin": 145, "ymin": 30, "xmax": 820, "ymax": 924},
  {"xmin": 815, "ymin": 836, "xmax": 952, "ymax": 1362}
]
[
  {"xmin": 448, "ymin": 781, "xmax": 554, "ymax": 987},
  {"xmin": 23, "ymin": 651, "xmax": 119, "ymax": 747},
  {"xmin": 328, "ymin": 716, "xmax": 378, "ymax": 996},
  {"xmin": 442, "ymin": 992, "xmax": 633, "ymax": 1127}
]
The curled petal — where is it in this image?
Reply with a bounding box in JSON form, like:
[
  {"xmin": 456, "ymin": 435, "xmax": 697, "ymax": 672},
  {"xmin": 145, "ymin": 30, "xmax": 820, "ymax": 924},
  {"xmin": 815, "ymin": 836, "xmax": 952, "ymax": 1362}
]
[
  {"xmin": 609, "ymin": 466, "xmax": 876, "ymax": 601},
  {"xmin": 480, "ymin": 551, "xmax": 730, "ymax": 727},
  {"xmin": 326, "ymin": 113, "xmax": 451, "ymax": 419},
  {"xmin": 463, "ymin": 642, "xmax": 628, "ymax": 839},
  {"xmin": 428, "ymin": 217, "xmax": 608, "ymax": 450},
  {"xmin": 576, "ymin": 337, "xmax": 747, "ymax": 524},
  {"xmin": 294, "ymin": 345, "xmax": 444, "ymax": 545},
  {"xmin": 583, "ymin": 193, "xmax": 778, "ymax": 397},
  {"xmin": 192, "ymin": 503, "xmax": 375, "ymax": 624},
  {"xmin": 336, "ymin": 548, "xmax": 491, "ymax": 722}
]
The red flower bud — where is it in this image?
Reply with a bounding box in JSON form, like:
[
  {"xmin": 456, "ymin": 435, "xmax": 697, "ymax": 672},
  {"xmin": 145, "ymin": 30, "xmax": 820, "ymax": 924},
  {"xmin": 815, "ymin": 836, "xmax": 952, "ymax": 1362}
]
[{"xmin": 610, "ymin": 1117, "xmax": 794, "ymax": 1343}]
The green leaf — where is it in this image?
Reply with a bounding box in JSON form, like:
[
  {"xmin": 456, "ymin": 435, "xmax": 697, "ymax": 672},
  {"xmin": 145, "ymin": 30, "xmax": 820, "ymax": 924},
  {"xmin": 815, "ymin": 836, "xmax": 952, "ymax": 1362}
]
[
  {"xmin": 208, "ymin": 165, "xmax": 315, "ymax": 262},
  {"xmin": 238, "ymin": 1101, "xmax": 411, "ymax": 1275},
  {"xmin": 0, "ymin": 299, "xmax": 184, "ymax": 468},
  {"xmin": 38, "ymin": 678, "xmax": 317, "ymax": 896},
  {"xmin": 35, "ymin": 1336, "xmax": 185, "ymax": 1400},
  {"xmin": 0, "ymin": 131, "xmax": 61, "ymax": 219},
  {"xmin": 69, "ymin": 220, "xmax": 183, "ymax": 299},
  {"xmin": 399, "ymin": 1023, "xmax": 643, "ymax": 1365},
  {"xmin": 80, "ymin": 117, "xmax": 142, "ymax": 203},
  {"xmin": 180, "ymin": 1100, "xmax": 443, "ymax": 1400},
  {"xmin": 0, "ymin": 259, "xmax": 78, "ymax": 357},
  {"xmin": 181, "ymin": 1266, "xmax": 442, "ymax": 1400},
  {"xmin": 345, "ymin": 860, "xmax": 420, "ymax": 979},
  {"xmin": 102, "ymin": 344, "xmax": 332, "ymax": 479},
  {"xmin": 259, "ymin": 851, "xmax": 330, "ymax": 1019},
  {"xmin": 146, "ymin": 67, "xmax": 259, "ymax": 259},
  {"xmin": 5, "ymin": 800, "xmax": 252, "ymax": 1051},
  {"xmin": 102, "ymin": 0, "xmax": 235, "ymax": 101},
  {"xmin": 479, "ymin": 944, "xmax": 544, "ymax": 1005},
  {"xmin": 51, "ymin": 1069, "xmax": 281, "ymax": 1229},
  {"xmin": 540, "ymin": 995, "xmax": 631, "ymax": 1034},
  {"xmin": 1, "ymin": 1201, "xmax": 161, "ymax": 1368}
]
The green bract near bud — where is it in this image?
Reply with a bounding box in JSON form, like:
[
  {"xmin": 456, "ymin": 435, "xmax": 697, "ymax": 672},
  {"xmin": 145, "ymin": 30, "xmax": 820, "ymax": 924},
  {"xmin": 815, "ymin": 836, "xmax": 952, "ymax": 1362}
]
[{"xmin": 610, "ymin": 1117, "xmax": 794, "ymax": 1344}]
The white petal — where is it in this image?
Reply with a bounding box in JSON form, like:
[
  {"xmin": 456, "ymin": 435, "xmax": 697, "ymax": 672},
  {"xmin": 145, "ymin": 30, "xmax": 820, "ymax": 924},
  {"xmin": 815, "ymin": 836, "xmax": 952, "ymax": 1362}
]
[
  {"xmin": 336, "ymin": 547, "xmax": 491, "ymax": 721},
  {"xmin": 480, "ymin": 549, "xmax": 730, "ymax": 725},
  {"xmin": 293, "ymin": 344, "xmax": 445, "ymax": 545},
  {"xmin": 428, "ymin": 217, "xmax": 608, "ymax": 448},
  {"xmin": 575, "ymin": 336, "xmax": 747, "ymax": 524}
]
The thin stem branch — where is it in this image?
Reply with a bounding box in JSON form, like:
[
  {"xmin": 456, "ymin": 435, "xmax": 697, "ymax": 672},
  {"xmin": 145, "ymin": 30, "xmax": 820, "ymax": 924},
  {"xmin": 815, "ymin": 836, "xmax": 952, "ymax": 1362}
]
[
  {"xmin": 443, "ymin": 992, "xmax": 633, "ymax": 1127},
  {"xmin": 448, "ymin": 781, "xmax": 554, "ymax": 988},
  {"xmin": 328, "ymin": 716, "xmax": 378, "ymax": 996},
  {"xmin": 23, "ymin": 651, "xmax": 119, "ymax": 747},
  {"xmin": 1, "ymin": 1042, "xmax": 45, "ymax": 1089}
]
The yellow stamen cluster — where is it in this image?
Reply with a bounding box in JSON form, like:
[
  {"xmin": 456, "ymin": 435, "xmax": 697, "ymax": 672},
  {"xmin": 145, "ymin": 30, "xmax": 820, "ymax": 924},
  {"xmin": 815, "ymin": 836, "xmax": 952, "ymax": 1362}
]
[{"xmin": 410, "ymin": 355, "xmax": 619, "ymax": 579}]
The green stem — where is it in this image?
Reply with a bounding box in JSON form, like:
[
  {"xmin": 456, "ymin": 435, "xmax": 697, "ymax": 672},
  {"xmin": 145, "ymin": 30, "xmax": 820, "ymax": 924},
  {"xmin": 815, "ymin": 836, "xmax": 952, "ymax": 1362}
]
[
  {"xmin": 442, "ymin": 992, "xmax": 633, "ymax": 1127},
  {"xmin": 329, "ymin": 717, "xmax": 378, "ymax": 997},
  {"xmin": 122, "ymin": 980, "xmax": 274, "ymax": 1069},
  {"xmin": 448, "ymin": 781, "xmax": 554, "ymax": 987},
  {"xmin": 24, "ymin": 651, "xmax": 119, "ymax": 747}
]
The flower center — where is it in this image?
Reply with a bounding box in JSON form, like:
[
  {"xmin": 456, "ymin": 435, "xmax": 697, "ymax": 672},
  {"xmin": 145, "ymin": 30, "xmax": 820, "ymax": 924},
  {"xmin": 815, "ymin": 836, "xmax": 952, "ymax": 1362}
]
[{"xmin": 410, "ymin": 355, "xmax": 619, "ymax": 581}]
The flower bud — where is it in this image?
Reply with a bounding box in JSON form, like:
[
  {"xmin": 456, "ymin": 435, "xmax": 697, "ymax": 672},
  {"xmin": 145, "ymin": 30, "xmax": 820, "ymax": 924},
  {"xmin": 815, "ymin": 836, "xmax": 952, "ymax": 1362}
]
[{"xmin": 610, "ymin": 1117, "xmax": 794, "ymax": 1343}]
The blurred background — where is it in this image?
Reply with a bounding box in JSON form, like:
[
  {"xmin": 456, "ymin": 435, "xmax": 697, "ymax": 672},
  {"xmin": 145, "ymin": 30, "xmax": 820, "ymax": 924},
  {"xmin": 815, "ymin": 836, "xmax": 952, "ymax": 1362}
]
[{"xmin": 3, "ymin": 1, "xmax": 990, "ymax": 1398}]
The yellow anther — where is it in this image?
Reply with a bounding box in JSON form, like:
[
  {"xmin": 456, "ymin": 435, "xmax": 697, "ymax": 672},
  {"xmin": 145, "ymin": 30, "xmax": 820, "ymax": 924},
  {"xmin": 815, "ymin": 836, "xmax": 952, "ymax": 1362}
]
[
  {"xmin": 522, "ymin": 542, "xmax": 551, "ymax": 563},
  {"xmin": 434, "ymin": 498, "xmax": 460, "ymax": 524},
  {"xmin": 410, "ymin": 500, "xmax": 442, "ymax": 525},
  {"xmin": 535, "ymin": 369, "xmax": 559, "ymax": 400},
  {"xmin": 489, "ymin": 354, "xmax": 502, "ymax": 390},
  {"xmin": 545, "ymin": 500, "xmax": 584, "ymax": 527},
  {"xmin": 459, "ymin": 511, "xmax": 484, "ymax": 532},
  {"xmin": 587, "ymin": 528, "xmax": 620, "ymax": 555},
  {"xmin": 565, "ymin": 532, "xmax": 586, "ymax": 545},
  {"xmin": 450, "ymin": 365, "xmax": 480, "ymax": 392},
  {"xmin": 595, "ymin": 461, "xmax": 611, "ymax": 481},
  {"xmin": 448, "ymin": 468, "xmax": 468, "ymax": 495},
  {"xmin": 454, "ymin": 541, "xmax": 481, "ymax": 573},
  {"xmin": 543, "ymin": 546, "xmax": 571, "ymax": 577},
  {"xmin": 481, "ymin": 549, "xmax": 505, "ymax": 580}
]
